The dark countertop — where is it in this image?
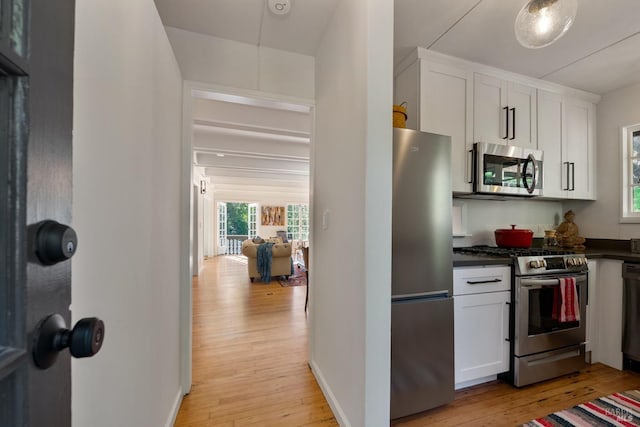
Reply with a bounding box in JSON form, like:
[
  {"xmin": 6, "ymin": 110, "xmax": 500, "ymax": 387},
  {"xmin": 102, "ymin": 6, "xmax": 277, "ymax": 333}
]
[
  {"xmin": 453, "ymin": 253, "xmax": 513, "ymax": 267},
  {"xmin": 453, "ymin": 239, "xmax": 640, "ymax": 267},
  {"xmin": 566, "ymin": 238, "xmax": 640, "ymax": 263},
  {"xmin": 582, "ymin": 249, "xmax": 640, "ymax": 263}
]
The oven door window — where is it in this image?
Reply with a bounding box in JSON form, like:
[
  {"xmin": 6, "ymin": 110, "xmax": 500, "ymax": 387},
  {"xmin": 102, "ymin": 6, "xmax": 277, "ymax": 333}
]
[{"xmin": 528, "ymin": 284, "xmax": 580, "ymax": 335}]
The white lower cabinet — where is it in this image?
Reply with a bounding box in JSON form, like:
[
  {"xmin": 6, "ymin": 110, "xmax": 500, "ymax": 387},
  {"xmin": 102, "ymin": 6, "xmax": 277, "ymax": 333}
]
[
  {"xmin": 454, "ymin": 266, "xmax": 511, "ymax": 389},
  {"xmin": 592, "ymin": 259, "xmax": 624, "ymax": 370},
  {"xmin": 586, "ymin": 260, "xmax": 598, "ymax": 356}
]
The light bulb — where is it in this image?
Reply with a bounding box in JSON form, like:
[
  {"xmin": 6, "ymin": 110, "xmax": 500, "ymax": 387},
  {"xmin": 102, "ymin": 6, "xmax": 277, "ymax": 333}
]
[{"xmin": 515, "ymin": 0, "xmax": 578, "ymax": 49}]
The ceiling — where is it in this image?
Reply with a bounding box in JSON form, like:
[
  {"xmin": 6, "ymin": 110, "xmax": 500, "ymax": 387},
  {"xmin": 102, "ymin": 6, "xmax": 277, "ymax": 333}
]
[
  {"xmin": 153, "ymin": 0, "xmax": 339, "ymax": 56},
  {"xmin": 155, "ymin": 0, "xmax": 640, "ymax": 95},
  {"xmin": 154, "ymin": 0, "xmax": 640, "ymax": 196},
  {"xmin": 190, "ymin": 91, "xmax": 312, "ymax": 199},
  {"xmin": 395, "ymin": 0, "xmax": 640, "ymax": 95}
]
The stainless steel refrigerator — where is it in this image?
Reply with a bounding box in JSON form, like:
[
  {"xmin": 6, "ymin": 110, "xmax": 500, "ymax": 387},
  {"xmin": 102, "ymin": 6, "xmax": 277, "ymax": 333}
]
[{"xmin": 390, "ymin": 128, "xmax": 454, "ymax": 419}]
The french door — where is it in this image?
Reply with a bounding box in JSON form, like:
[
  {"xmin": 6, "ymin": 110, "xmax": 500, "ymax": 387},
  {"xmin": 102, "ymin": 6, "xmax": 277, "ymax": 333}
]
[
  {"xmin": 217, "ymin": 201, "xmax": 227, "ymax": 255},
  {"xmin": 248, "ymin": 203, "xmax": 257, "ymax": 238}
]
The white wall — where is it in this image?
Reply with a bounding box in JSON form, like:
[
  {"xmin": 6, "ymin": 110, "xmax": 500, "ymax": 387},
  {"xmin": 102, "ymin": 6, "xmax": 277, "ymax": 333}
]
[
  {"xmin": 565, "ymin": 82, "xmax": 640, "ymax": 238},
  {"xmin": 312, "ymin": 0, "xmax": 393, "ymax": 425},
  {"xmin": 454, "ymin": 198, "xmax": 564, "ymax": 247},
  {"xmin": 72, "ymin": 1, "xmax": 183, "ymax": 426},
  {"xmin": 165, "ymin": 26, "xmax": 315, "ymax": 100}
]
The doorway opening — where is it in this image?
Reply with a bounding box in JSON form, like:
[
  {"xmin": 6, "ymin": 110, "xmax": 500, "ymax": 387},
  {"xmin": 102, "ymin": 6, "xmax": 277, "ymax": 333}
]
[{"xmin": 180, "ymin": 82, "xmax": 314, "ymax": 395}]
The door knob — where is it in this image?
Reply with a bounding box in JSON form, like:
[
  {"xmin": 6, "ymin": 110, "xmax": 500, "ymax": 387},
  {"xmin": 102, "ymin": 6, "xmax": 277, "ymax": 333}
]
[
  {"xmin": 32, "ymin": 314, "xmax": 105, "ymax": 369},
  {"xmin": 34, "ymin": 220, "xmax": 78, "ymax": 265}
]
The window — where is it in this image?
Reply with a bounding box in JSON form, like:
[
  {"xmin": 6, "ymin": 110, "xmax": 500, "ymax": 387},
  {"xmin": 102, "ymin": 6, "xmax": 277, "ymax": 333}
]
[
  {"xmin": 248, "ymin": 203, "xmax": 257, "ymax": 238},
  {"xmin": 287, "ymin": 204, "xmax": 309, "ymax": 241},
  {"xmin": 621, "ymin": 124, "xmax": 640, "ymax": 221}
]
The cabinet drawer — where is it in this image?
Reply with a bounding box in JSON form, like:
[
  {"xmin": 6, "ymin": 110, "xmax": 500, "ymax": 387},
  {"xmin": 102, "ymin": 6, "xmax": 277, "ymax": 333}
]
[{"xmin": 453, "ymin": 266, "xmax": 511, "ymax": 295}]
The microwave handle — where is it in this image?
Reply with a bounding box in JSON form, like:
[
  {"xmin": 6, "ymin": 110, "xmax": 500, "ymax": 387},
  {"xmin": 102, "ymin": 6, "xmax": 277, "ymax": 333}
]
[{"xmin": 522, "ymin": 153, "xmax": 537, "ymax": 194}]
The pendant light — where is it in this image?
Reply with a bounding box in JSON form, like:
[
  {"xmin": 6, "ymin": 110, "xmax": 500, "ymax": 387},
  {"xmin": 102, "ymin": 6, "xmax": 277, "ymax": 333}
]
[{"xmin": 515, "ymin": 0, "xmax": 578, "ymax": 49}]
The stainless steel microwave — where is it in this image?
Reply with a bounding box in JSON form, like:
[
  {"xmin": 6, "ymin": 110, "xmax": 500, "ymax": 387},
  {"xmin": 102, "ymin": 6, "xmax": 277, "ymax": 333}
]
[{"xmin": 473, "ymin": 142, "xmax": 543, "ymax": 197}]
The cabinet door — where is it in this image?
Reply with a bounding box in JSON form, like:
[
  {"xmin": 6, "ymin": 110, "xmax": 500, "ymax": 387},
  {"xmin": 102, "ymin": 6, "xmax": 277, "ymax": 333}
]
[
  {"xmin": 454, "ymin": 291, "xmax": 510, "ymax": 385},
  {"xmin": 586, "ymin": 260, "xmax": 598, "ymax": 355},
  {"xmin": 537, "ymin": 90, "xmax": 566, "ymax": 198},
  {"xmin": 508, "ymin": 82, "xmax": 537, "ymax": 148},
  {"xmin": 564, "ymin": 98, "xmax": 595, "ymax": 200},
  {"xmin": 421, "ymin": 61, "xmax": 472, "ymax": 192},
  {"xmin": 594, "ymin": 260, "xmax": 623, "ymax": 369},
  {"xmin": 474, "ymin": 73, "xmax": 508, "ymax": 145}
]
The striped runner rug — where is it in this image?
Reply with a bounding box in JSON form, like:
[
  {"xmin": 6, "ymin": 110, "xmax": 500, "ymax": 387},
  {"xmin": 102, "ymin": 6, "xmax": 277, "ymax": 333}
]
[{"xmin": 522, "ymin": 390, "xmax": 640, "ymax": 426}]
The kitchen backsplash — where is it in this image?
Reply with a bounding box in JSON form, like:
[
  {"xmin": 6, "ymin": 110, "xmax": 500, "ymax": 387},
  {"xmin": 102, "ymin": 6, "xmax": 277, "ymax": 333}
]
[{"xmin": 453, "ymin": 197, "xmax": 564, "ymax": 247}]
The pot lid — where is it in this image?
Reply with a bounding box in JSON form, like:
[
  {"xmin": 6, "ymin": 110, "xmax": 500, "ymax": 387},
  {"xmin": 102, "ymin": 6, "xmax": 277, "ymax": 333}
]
[{"xmin": 495, "ymin": 224, "xmax": 534, "ymax": 232}]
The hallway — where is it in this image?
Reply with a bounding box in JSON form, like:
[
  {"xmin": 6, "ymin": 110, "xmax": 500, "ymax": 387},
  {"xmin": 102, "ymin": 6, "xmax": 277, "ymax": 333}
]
[{"xmin": 174, "ymin": 256, "xmax": 337, "ymax": 426}]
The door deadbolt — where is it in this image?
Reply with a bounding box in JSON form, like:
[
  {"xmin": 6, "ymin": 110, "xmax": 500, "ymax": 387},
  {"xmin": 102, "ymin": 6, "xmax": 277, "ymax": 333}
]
[
  {"xmin": 32, "ymin": 314, "xmax": 105, "ymax": 369},
  {"xmin": 34, "ymin": 220, "xmax": 78, "ymax": 265}
]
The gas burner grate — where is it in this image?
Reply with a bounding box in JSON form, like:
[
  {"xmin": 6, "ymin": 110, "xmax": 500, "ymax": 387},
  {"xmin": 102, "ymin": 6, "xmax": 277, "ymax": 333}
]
[{"xmin": 454, "ymin": 245, "xmax": 575, "ymax": 258}]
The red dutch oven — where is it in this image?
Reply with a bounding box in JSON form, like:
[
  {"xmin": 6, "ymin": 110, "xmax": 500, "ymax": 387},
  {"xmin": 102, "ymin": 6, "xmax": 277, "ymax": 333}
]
[{"xmin": 495, "ymin": 224, "xmax": 534, "ymax": 248}]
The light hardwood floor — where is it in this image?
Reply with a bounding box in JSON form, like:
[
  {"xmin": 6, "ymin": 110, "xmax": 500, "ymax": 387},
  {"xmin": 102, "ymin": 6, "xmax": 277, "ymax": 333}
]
[
  {"xmin": 393, "ymin": 363, "xmax": 640, "ymax": 426},
  {"xmin": 174, "ymin": 255, "xmax": 337, "ymax": 426},
  {"xmin": 175, "ymin": 256, "xmax": 640, "ymax": 426}
]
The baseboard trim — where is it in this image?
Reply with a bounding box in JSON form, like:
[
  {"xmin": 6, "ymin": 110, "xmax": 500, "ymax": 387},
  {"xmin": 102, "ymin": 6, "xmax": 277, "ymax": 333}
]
[
  {"xmin": 165, "ymin": 387, "xmax": 183, "ymax": 427},
  {"xmin": 309, "ymin": 359, "xmax": 350, "ymax": 427}
]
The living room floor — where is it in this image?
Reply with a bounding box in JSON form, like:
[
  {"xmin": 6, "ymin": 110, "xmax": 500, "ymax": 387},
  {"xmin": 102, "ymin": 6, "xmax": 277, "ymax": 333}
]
[{"xmin": 174, "ymin": 256, "xmax": 640, "ymax": 426}]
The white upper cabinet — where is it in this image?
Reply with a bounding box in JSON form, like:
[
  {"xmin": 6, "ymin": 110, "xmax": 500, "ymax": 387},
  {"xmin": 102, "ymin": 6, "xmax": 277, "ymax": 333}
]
[
  {"xmin": 509, "ymin": 81, "xmax": 537, "ymax": 149},
  {"xmin": 395, "ymin": 59, "xmax": 473, "ymax": 193},
  {"xmin": 538, "ymin": 90, "xmax": 564, "ymax": 198},
  {"xmin": 474, "ymin": 73, "xmax": 537, "ymax": 148},
  {"xmin": 473, "ymin": 74, "xmax": 506, "ymax": 144},
  {"xmin": 538, "ymin": 89, "xmax": 596, "ymax": 200},
  {"xmin": 564, "ymin": 98, "xmax": 596, "ymax": 199},
  {"xmin": 394, "ymin": 49, "xmax": 599, "ymax": 199}
]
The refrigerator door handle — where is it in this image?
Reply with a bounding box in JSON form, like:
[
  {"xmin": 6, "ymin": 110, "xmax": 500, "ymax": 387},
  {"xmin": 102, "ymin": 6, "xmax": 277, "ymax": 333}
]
[{"xmin": 392, "ymin": 290, "xmax": 449, "ymax": 302}]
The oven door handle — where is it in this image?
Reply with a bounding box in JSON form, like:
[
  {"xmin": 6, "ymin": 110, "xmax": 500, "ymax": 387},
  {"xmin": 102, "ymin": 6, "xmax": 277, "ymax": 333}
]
[{"xmin": 520, "ymin": 278, "xmax": 585, "ymax": 288}]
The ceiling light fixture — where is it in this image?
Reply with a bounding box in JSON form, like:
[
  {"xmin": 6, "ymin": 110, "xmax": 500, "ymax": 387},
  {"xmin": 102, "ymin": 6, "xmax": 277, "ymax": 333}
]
[{"xmin": 514, "ymin": 0, "xmax": 577, "ymax": 49}]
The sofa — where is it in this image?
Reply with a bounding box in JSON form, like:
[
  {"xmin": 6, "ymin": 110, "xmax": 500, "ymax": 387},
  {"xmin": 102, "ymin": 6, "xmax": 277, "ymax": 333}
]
[{"xmin": 241, "ymin": 238, "xmax": 292, "ymax": 282}]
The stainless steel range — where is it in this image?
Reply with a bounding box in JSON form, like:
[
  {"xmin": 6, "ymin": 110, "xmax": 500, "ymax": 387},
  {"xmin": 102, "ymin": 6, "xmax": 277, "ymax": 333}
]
[{"xmin": 454, "ymin": 246, "xmax": 589, "ymax": 387}]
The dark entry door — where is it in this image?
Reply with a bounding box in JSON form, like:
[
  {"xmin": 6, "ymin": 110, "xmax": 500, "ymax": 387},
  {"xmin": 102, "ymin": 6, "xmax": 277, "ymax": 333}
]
[{"xmin": 0, "ymin": 1, "xmax": 99, "ymax": 425}]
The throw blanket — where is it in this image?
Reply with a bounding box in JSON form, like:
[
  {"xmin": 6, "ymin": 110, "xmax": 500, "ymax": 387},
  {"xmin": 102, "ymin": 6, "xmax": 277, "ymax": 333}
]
[
  {"xmin": 521, "ymin": 390, "xmax": 640, "ymax": 426},
  {"xmin": 256, "ymin": 242, "xmax": 274, "ymax": 283}
]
